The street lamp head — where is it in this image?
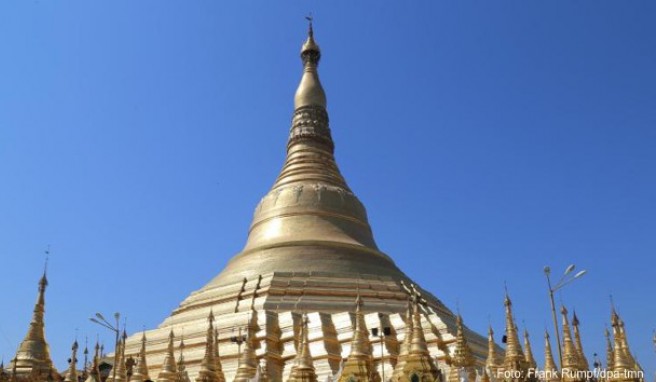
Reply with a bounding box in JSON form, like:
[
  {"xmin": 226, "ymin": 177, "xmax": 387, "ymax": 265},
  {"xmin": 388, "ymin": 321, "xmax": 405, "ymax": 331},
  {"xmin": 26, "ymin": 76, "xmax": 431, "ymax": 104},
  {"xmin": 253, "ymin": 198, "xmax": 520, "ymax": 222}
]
[
  {"xmin": 114, "ymin": 312, "xmax": 120, "ymax": 321},
  {"xmin": 95, "ymin": 313, "xmax": 105, "ymax": 321},
  {"xmin": 544, "ymin": 266, "xmax": 551, "ymax": 275},
  {"xmin": 574, "ymin": 270, "xmax": 587, "ymax": 279},
  {"xmin": 564, "ymin": 264, "xmax": 575, "ymax": 275}
]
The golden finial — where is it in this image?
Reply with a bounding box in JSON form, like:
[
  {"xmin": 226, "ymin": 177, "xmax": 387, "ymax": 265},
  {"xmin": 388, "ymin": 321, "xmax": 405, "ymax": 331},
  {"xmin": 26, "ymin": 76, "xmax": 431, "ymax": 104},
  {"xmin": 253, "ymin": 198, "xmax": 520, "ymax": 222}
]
[
  {"xmin": 604, "ymin": 327, "xmax": 614, "ymax": 370},
  {"xmin": 392, "ymin": 300, "xmax": 414, "ymax": 381},
  {"xmin": 234, "ymin": 312, "xmax": 258, "ymax": 382},
  {"xmin": 156, "ymin": 330, "xmax": 178, "ymax": 382},
  {"xmin": 502, "ymin": 289, "xmax": 527, "ymax": 380},
  {"xmin": 486, "ymin": 325, "xmax": 499, "ymax": 372},
  {"xmin": 295, "ymin": 15, "xmax": 326, "ymax": 110},
  {"xmin": 84, "ymin": 338, "xmax": 101, "ymax": 382},
  {"xmin": 129, "ymin": 332, "xmax": 150, "ymax": 382},
  {"xmin": 560, "ymin": 306, "xmax": 583, "ymax": 381},
  {"xmin": 570, "ymin": 311, "xmax": 589, "ymax": 371},
  {"xmin": 196, "ymin": 311, "xmax": 219, "ymax": 382},
  {"xmin": 177, "ymin": 337, "xmax": 191, "ymax": 382},
  {"xmin": 395, "ymin": 299, "xmax": 439, "ymax": 381},
  {"xmin": 448, "ymin": 315, "xmax": 476, "ymax": 382},
  {"xmin": 523, "ymin": 329, "xmax": 537, "ymax": 370},
  {"xmin": 214, "ymin": 328, "xmax": 225, "ymax": 382},
  {"xmin": 287, "ymin": 314, "xmax": 317, "ymax": 382},
  {"xmin": 617, "ymin": 318, "xmax": 641, "ymax": 374},
  {"xmin": 543, "ymin": 331, "xmax": 560, "ymax": 382},
  {"xmin": 113, "ymin": 333, "xmax": 128, "ymax": 382},
  {"xmin": 63, "ymin": 339, "xmax": 79, "ymax": 382},
  {"xmin": 338, "ymin": 296, "xmax": 373, "ymax": 382}
]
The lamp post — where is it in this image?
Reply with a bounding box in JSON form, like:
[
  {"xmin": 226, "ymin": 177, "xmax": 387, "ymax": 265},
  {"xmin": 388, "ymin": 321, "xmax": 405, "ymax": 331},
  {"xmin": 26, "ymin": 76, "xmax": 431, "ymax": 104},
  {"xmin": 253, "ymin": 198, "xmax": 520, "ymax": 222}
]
[
  {"xmin": 543, "ymin": 265, "xmax": 587, "ymax": 368},
  {"xmin": 230, "ymin": 327, "xmax": 247, "ymax": 354},
  {"xmin": 371, "ymin": 318, "xmax": 391, "ymax": 382},
  {"xmin": 89, "ymin": 312, "xmax": 120, "ymax": 382}
]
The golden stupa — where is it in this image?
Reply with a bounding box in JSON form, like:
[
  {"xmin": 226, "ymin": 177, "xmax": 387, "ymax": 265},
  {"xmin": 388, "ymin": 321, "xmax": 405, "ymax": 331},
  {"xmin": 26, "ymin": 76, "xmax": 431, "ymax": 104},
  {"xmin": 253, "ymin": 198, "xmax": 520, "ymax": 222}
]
[{"xmin": 122, "ymin": 22, "xmax": 490, "ymax": 381}]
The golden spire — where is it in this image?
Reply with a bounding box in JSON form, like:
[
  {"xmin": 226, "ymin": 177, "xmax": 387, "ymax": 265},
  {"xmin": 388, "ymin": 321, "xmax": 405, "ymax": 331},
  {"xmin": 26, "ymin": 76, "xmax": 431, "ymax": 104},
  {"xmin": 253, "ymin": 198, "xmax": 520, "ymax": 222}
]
[
  {"xmin": 502, "ymin": 292, "xmax": 527, "ymax": 380},
  {"xmin": 129, "ymin": 332, "xmax": 150, "ymax": 382},
  {"xmin": 392, "ymin": 301, "xmax": 414, "ymax": 381},
  {"xmin": 617, "ymin": 318, "xmax": 641, "ymax": 375},
  {"xmin": 214, "ymin": 328, "xmax": 225, "ymax": 382},
  {"xmin": 177, "ymin": 338, "xmax": 191, "ymax": 382},
  {"xmin": 210, "ymin": 19, "xmax": 408, "ymax": 291},
  {"xmin": 394, "ymin": 299, "xmax": 439, "ymax": 382},
  {"xmin": 157, "ymin": 330, "xmax": 178, "ymax": 382},
  {"xmin": 85, "ymin": 340, "xmax": 101, "ymax": 382},
  {"xmin": 485, "ymin": 326, "xmax": 500, "ymax": 373},
  {"xmin": 287, "ymin": 314, "xmax": 318, "ymax": 382},
  {"xmin": 63, "ymin": 340, "xmax": 79, "ymax": 382},
  {"xmin": 234, "ymin": 314, "xmax": 258, "ymax": 382},
  {"xmin": 610, "ymin": 311, "xmax": 634, "ymax": 382},
  {"xmin": 571, "ymin": 312, "xmax": 589, "ymax": 370},
  {"xmin": 523, "ymin": 330, "xmax": 537, "ymax": 370},
  {"xmin": 604, "ymin": 328, "xmax": 614, "ymax": 371},
  {"xmin": 448, "ymin": 315, "xmax": 476, "ymax": 382},
  {"xmin": 294, "ymin": 16, "xmax": 326, "ymax": 110},
  {"xmin": 543, "ymin": 331, "xmax": 560, "ymax": 382},
  {"xmin": 11, "ymin": 267, "xmax": 55, "ymax": 378},
  {"xmin": 560, "ymin": 306, "xmax": 582, "ymax": 382},
  {"xmin": 196, "ymin": 311, "xmax": 219, "ymax": 382},
  {"xmin": 338, "ymin": 296, "xmax": 373, "ymax": 382},
  {"xmin": 110, "ymin": 331, "xmax": 129, "ymax": 382}
]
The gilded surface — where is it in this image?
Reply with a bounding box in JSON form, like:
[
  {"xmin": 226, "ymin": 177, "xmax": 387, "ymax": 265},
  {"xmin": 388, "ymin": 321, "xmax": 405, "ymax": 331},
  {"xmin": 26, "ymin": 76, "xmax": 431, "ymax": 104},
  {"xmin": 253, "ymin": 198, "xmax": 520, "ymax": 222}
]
[{"xmin": 121, "ymin": 23, "xmax": 489, "ymax": 382}]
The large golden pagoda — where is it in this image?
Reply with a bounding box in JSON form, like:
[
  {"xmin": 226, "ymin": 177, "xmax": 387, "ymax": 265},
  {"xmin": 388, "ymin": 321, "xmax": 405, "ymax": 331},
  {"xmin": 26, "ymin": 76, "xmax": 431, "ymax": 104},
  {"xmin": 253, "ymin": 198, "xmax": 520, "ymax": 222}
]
[{"xmin": 122, "ymin": 22, "xmax": 490, "ymax": 381}]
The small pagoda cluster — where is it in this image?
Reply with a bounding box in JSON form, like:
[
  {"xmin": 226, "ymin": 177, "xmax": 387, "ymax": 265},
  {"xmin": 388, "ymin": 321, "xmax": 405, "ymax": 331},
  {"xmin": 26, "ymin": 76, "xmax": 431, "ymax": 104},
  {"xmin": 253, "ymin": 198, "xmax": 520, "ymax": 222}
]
[
  {"xmin": 481, "ymin": 293, "xmax": 645, "ymax": 382},
  {"xmin": 0, "ymin": 271, "xmax": 649, "ymax": 382}
]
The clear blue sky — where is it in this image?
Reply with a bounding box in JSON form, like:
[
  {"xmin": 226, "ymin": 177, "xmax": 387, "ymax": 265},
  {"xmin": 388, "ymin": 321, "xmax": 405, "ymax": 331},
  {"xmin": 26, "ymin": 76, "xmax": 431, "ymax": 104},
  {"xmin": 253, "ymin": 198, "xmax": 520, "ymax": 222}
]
[{"xmin": 1, "ymin": 0, "xmax": 654, "ymax": 376}]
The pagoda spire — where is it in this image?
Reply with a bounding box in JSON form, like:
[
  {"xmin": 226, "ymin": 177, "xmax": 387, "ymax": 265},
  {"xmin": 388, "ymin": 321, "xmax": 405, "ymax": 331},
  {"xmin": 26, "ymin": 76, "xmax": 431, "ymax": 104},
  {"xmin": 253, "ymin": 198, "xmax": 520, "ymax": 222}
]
[
  {"xmin": 571, "ymin": 312, "xmax": 589, "ymax": 371},
  {"xmin": 338, "ymin": 296, "xmax": 374, "ymax": 382},
  {"xmin": 111, "ymin": 331, "xmax": 129, "ymax": 382},
  {"xmin": 63, "ymin": 340, "xmax": 79, "ymax": 382},
  {"xmin": 10, "ymin": 266, "xmax": 55, "ymax": 378},
  {"xmin": 156, "ymin": 330, "xmax": 178, "ymax": 382},
  {"xmin": 609, "ymin": 312, "xmax": 633, "ymax": 382},
  {"xmin": 177, "ymin": 338, "xmax": 191, "ymax": 382},
  {"xmin": 129, "ymin": 332, "xmax": 150, "ymax": 382},
  {"xmin": 447, "ymin": 315, "xmax": 476, "ymax": 382},
  {"xmin": 392, "ymin": 301, "xmax": 414, "ymax": 381},
  {"xmin": 543, "ymin": 331, "xmax": 560, "ymax": 382},
  {"xmin": 485, "ymin": 326, "xmax": 500, "ymax": 375},
  {"xmin": 287, "ymin": 314, "xmax": 317, "ymax": 382},
  {"xmin": 196, "ymin": 311, "xmax": 219, "ymax": 382},
  {"xmin": 294, "ymin": 16, "xmax": 326, "ymax": 111},
  {"xmin": 270, "ymin": 18, "xmax": 346, "ymax": 191},
  {"xmin": 560, "ymin": 306, "xmax": 583, "ymax": 382},
  {"xmin": 523, "ymin": 329, "xmax": 537, "ymax": 370},
  {"xmin": 394, "ymin": 299, "xmax": 439, "ymax": 382},
  {"xmin": 214, "ymin": 328, "xmax": 225, "ymax": 382},
  {"xmin": 502, "ymin": 292, "xmax": 527, "ymax": 381},
  {"xmin": 234, "ymin": 313, "xmax": 258, "ymax": 382},
  {"xmin": 604, "ymin": 328, "xmax": 614, "ymax": 371},
  {"xmin": 616, "ymin": 317, "xmax": 642, "ymax": 377},
  {"xmin": 85, "ymin": 340, "xmax": 101, "ymax": 382}
]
